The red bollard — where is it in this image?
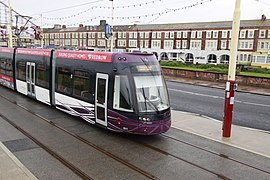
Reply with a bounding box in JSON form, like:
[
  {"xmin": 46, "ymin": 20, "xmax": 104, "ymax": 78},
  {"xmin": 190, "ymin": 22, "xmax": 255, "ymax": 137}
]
[{"xmin": 223, "ymin": 80, "xmax": 236, "ymax": 137}]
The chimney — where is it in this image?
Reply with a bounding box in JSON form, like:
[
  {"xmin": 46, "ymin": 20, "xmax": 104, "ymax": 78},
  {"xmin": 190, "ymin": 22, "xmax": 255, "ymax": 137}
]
[
  {"xmin": 79, "ymin": 24, "xmax": 84, "ymax": 27},
  {"xmin": 261, "ymin": 14, "xmax": 266, "ymax": 21},
  {"xmin": 54, "ymin": 24, "xmax": 61, "ymax": 29},
  {"xmin": 100, "ymin": 20, "xmax": 106, "ymax": 27}
]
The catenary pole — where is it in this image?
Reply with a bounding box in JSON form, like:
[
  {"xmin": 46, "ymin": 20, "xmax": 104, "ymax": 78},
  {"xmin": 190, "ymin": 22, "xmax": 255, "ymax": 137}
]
[
  {"xmin": 7, "ymin": 0, "xmax": 13, "ymax": 47},
  {"xmin": 223, "ymin": 0, "xmax": 241, "ymax": 138}
]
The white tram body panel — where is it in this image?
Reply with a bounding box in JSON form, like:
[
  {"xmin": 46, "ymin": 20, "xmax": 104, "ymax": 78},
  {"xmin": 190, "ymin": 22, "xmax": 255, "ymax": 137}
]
[
  {"xmin": 16, "ymin": 80, "xmax": 28, "ymax": 95},
  {"xmin": 55, "ymin": 92, "xmax": 95, "ymax": 124}
]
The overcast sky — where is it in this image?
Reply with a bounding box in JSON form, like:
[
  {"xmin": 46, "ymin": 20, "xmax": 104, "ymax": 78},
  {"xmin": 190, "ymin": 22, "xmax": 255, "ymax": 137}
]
[{"xmin": 4, "ymin": 0, "xmax": 270, "ymax": 27}]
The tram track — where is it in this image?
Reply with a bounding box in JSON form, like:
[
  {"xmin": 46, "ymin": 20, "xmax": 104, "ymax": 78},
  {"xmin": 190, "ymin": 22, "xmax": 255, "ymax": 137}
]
[
  {"xmin": 0, "ymin": 91, "xmax": 230, "ymax": 179},
  {"xmin": 0, "ymin": 113, "xmax": 93, "ymax": 180},
  {"xmin": 0, "ymin": 91, "xmax": 157, "ymax": 180},
  {"xmin": 1, "ymin": 89, "xmax": 269, "ymax": 179},
  {"xmin": 161, "ymin": 134, "xmax": 270, "ymax": 175}
]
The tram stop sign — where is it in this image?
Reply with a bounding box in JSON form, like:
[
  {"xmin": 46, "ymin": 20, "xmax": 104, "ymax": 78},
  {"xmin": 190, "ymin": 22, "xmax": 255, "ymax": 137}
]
[{"xmin": 105, "ymin": 24, "xmax": 112, "ymax": 39}]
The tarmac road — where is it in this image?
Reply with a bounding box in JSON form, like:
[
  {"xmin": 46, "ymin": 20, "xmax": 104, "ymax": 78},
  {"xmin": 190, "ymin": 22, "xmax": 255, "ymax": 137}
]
[{"xmin": 166, "ymin": 80, "xmax": 270, "ymax": 132}]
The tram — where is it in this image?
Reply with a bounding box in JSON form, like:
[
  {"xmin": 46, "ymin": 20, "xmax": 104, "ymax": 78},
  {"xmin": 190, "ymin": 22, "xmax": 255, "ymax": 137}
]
[{"xmin": 0, "ymin": 47, "xmax": 171, "ymax": 135}]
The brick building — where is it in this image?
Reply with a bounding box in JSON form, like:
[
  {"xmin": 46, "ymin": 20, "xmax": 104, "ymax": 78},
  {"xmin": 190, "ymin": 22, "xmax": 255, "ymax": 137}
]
[{"xmin": 38, "ymin": 18, "xmax": 270, "ymax": 68}]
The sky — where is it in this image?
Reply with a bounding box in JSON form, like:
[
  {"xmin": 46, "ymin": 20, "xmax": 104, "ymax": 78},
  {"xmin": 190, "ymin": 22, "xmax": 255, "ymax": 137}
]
[{"xmin": 3, "ymin": 0, "xmax": 270, "ymax": 27}]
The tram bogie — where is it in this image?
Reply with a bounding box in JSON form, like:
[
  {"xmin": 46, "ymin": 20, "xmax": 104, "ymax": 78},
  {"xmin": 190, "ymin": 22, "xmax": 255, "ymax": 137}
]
[{"xmin": 0, "ymin": 47, "xmax": 171, "ymax": 135}]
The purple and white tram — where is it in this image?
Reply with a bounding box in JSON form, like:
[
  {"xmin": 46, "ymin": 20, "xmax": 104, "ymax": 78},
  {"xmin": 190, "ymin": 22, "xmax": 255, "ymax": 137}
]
[{"xmin": 0, "ymin": 47, "xmax": 171, "ymax": 135}]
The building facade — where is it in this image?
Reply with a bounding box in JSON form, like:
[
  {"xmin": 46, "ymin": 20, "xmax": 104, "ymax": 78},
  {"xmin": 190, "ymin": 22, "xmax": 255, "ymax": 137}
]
[{"xmin": 16, "ymin": 19, "xmax": 270, "ymax": 68}]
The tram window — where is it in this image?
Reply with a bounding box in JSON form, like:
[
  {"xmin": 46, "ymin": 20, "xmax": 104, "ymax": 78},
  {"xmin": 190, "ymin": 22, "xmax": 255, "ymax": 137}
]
[
  {"xmin": 113, "ymin": 75, "xmax": 133, "ymax": 112},
  {"xmin": 57, "ymin": 68, "xmax": 72, "ymax": 94},
  {"xmin": 73, "ymin": 70, "xmax": 90, "ymax": 100},
  {"xmin": 17, "ymin": 62, "xmax": 26, "ymax": 81},
  {"xmin": 5, "ymin": 60, "xmax": 13, "ymax": 77},
  {"xmin": 0, "ymin": 59, "xmax": 6, "ymax": 75},
  {"xmin": 36, "ymin": 64, "xmax": 48, "ymax": 88}
]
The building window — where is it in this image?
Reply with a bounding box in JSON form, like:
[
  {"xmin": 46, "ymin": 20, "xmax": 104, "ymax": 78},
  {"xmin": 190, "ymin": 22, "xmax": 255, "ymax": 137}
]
[
  {"xmin": 118, "ymin": 40, "xmax": 126, "ymax": 47},
  {"xmin": 248, "ymin": 30, "xmax": 254, "ymax": 38},
  {"xmin": 145, "ymin": 40, "xmax": 149, "ymax": 48},
  {"xmin": 240, "ymin": 30, "xmax": 246, "ymax": 38},
  {"xmin": 140, "ymin": 32, "xmax": 144, "ymax": 38},
  {"xmin": 176, "ymin": 40, "xmax": 181, "ymax": 48},
  {"xmin": 177, "ymin": 32, "xmax": 181, "ymax": 38},
  {"xmin": 222, "ymin": 31, "xmax": 228, "ymax": 38},
  {"xmin": 97, "ymin": 40, "xmax": 105, "ymax": 46},
  {"xmin": 129, "ymin": 32, "xmax": 134, "ymax": 39},
  {"xmin": 259, "ymin": 30, "xmax": 266, "ymax": 38},
  {"xmin": 152, "ymin": 32, "xmax": 156, "ymax": 38},
  {"xmin": 151, "ymin": 40, "xmax": 161, "ymax": 49},
  {"xmin": 260, "ymin": 42, "xmax": 269, "ymax": 49},
  {"xmin": 118, "ymin": 32, "xmax": 122, "ymax": 38},
  {"xmin": 213, "ymin": 31, "xmax": 218, "ymax": 38},
  {"xmin": 267, "ymin": 55, "xmax": 270, "ymax": 64},
  {"xmin": 191, "ymin": 31, "xmax": 196, "ymax": 38},
  {"xmin": 157, "ymin": 32, "xmax": 161, "ymax": 38},
  {"xmin": 229, "ymin": 30, "xmax": 232, "ymax": 38},
  {"xmin": 197, "ymin": 31, "xmax": 202, "ymax": 38},
  {"xmin": 129, "ymin": 40, "xmax": 137, "ymax": 47},
  {"xmin": 92, "ymin": 33, "xmax": 96, "ymax": 38},
  {"xmin": 145, "ymin": 32, "xmax": 149, "ymax": 38},
  {"xmin": 165, "ymin": 32, "xmax": 169, "ymax": 39},
  {"xmin": 134, "ymin": 32, "xmax": 137, "ymax": 38},
  {"xmin": 221, "ymin": 40, "xmax": 227, "ymax": 49},
  {"xmin": 206, "ymin": 31, "xmax": 212, "ymax": 38},
  {"xmin": 88, "ymin": 39, "xmax": 95, "ymax": 46},
  {"xmin": 170, "ymin": 32, "xmax": 174, "ymax": 38},
  {"xmin": 164, "ymin": 40, "xmax": 173, "ymax": 49},
  {"xmin": 182, "ymin": 40, "xmax": 187, "ymax": 48},
  {"xmin": 257, "ymin": 56, "xmax": 266, "ymax": 63},
  {"xmin": 182, "ymin": 32, "xmax": 188, "ymax": 38}
]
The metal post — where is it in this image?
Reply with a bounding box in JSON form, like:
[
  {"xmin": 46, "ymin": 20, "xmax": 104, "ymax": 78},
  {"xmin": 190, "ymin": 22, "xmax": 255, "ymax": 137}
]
[
  {"xmin": 40, "ymin": 14, "xmax": 44, "ymax": 48},
  {"xmin": 223, "ymin": 0, "xmax": 241, "ymax": 138},
  {"xmin": 7, "ymin": 0, "xmax": 13, "ymax": 47},
  {"xmin": 110, "ymin": 0, "xmax": 114, "ymax": 52}
]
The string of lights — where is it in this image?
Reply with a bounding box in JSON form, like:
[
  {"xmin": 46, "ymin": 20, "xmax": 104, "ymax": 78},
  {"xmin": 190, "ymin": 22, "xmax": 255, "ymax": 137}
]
[
  {"xmin": 41, "ymin": 0, "xmax": 213, "ymax": 27},
  {"xmin": 42, "ymin": 0, "xmax": 162, "ymax": 21}
]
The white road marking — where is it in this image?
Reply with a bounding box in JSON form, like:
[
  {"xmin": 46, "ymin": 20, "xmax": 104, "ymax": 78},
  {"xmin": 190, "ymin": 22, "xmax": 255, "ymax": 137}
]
[{"xmin": 169, "ymin": 88, "xmax": 270, "ymax": 108}]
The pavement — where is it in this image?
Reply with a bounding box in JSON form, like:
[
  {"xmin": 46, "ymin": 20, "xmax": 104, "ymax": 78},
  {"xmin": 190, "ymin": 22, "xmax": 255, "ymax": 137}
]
[
  {"xmin": 0, "ymin": 141, "xmax": 37, "ymax": 180},
  {"xmin": 0, "ymin": 77, "xmax": 270, "ymax": 179}
]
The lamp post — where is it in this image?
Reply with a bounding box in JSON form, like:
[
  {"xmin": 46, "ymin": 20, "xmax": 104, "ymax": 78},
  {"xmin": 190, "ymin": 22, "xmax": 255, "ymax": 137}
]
[
  {"xmin": 223, "ymin": 0, "xmax": 241, "ymax": 138},
  {"xmin": 110, "ymin": 0, "xmax": 114, "ymax": 52},
  {"xmin": 7, "ymin": 0, "xmax": 13, "ymax": 47}
]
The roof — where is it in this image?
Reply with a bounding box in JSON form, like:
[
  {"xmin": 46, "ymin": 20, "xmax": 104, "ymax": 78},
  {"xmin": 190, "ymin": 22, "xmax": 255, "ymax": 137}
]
[{"xmin": 44, "ymin": 19, "xmax": 270, "ymax": 33}]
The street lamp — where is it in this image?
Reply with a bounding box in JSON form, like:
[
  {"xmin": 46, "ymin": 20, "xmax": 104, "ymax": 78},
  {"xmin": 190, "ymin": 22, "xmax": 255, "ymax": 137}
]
[
  {"xmin": 223, "ymin": 0, "xmax": 241, "ymax": 138},
  {"xmin": 7, "ymin": 0, "xmax": 13, "ymax": 47}
]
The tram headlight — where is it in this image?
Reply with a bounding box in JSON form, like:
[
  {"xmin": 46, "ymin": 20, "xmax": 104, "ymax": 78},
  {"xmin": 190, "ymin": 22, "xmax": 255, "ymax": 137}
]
[{"xmin": 139, "ymin": 116, "xmax": 151, "ymax": 122}]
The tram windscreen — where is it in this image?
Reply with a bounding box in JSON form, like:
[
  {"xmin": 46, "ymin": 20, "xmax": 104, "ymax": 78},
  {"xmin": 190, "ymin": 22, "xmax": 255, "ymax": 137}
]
[{"xmin": 134, "ymin": 75, "xmax": 169, "ymax": 112}]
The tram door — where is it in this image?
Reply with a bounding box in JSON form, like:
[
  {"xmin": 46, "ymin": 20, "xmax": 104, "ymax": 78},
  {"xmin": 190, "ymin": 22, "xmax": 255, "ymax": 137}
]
[
  {"xmin": 95, "ymin": 73, "xmax": 108, "ymax": 127},
  {"xmin": 26, "ymin": 62, "xmax": 35, "ymax": 97}
]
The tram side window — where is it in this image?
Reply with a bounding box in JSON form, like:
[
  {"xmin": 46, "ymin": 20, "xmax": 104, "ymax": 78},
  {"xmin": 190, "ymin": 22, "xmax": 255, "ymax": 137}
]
[
  {"xmin": 0, "ymin": 59, "xmax": 6, "ymax": 75},
  {"xmin": 36, "ymin": 64, "xmax": 48, "ymax": 88},
  {"xmin": 5, "ymin": 60, "xmax": 13, "ymax": 76},
  {"xmin": 113, "ymin": 75, "xmax": 133, "ymax": 112},
  {"xmin": 73, "ymin": 70, "xmax": 90, "ymax": 100},
  {"xmin": 56, "ymin": 67, "xmax": 72, "ymax": 94},
  {"xmin": 17, "ymin": 62, "xmax": 26, "ymax": 81}
]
